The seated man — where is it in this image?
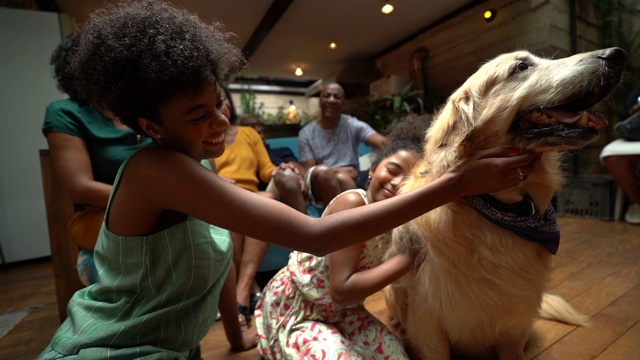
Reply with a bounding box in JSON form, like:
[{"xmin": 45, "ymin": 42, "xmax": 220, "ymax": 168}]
[
  {"xmin": 298, "ymin": 82, "xmax": 388, "ymax": 207},
  {"xmin": 600, "ymin": 84, "xmax": 640, "ymax": 224}
]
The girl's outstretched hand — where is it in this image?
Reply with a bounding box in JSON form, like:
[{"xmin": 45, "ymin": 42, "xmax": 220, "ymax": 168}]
[{"xmin": 446, "ymin": 147, "xmax": 537, "ymax": 197}]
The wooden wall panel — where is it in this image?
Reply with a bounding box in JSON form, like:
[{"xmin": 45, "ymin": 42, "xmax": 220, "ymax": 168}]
[{"xmin": 375, "ymin": 0, "xmax": 602, "ymax": 105}]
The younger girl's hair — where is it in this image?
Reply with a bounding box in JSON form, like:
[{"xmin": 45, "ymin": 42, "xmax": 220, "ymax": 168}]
[
  {"xmin": 371, "ymin": 113, "xmax": 432, "ymax": 168},
  {"xmin": 72, "ymin": 0, "xmax": 246, "ymax": 133}
]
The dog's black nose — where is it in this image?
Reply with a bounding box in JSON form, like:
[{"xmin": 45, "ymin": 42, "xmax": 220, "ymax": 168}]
[{"xmin": 597, "ymin": 47, "xmax": 627, "ymax": 66}]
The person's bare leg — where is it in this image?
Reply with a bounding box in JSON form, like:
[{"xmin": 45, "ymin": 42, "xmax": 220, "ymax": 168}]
[
  {"xmin": 273, "ymin": 169, "xmax": 307, "ymax": 213},
  {"xmin": 604, "ymin": 155, "xmax": 640, "ymax": 204},
  {"xmin": 334, "ymin": 171, "xmax": 357, "ymax": 192},
  {"xmin": 310, "ymin": 165, "xmax": 342, "ymax": 205}
]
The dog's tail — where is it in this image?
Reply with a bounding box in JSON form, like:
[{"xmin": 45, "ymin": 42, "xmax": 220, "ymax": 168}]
[{"xmin": 538, "ymin": 292, "xmax": 590, "ymax": 326}]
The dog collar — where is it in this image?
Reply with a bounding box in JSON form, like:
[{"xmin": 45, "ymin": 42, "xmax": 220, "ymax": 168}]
[{"xmin": 464, "ymin": 194, "xmax": 560, "ymax": 255}]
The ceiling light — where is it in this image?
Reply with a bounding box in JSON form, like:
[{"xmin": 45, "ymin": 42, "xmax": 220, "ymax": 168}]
[
  {"xmin": 484, "ymin": 9, "xmax": 496, "ymax": 22},
  {"xmin": 294, "ymin": 67, "xmax": 303, "ymax": 76},
  {"xmin": 329, "ymin": 42, "xmax": 337, "ymax": 49},
  {"xmin": 381, "ymin": 1, "xmax": 394, "ymax": 14}
]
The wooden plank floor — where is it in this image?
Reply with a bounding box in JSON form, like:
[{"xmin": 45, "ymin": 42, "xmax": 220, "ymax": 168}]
[{"xmin": 0, "ymin": 217, "xmax": 638, "ymax": 359}]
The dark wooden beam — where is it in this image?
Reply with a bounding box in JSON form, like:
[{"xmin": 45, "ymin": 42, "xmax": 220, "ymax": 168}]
[
  {"xmin": 34, "ymin": 0, "xmax": 61, "ymax": 12},
  {"xmin": 242, "ymin": 0, "xmax": 294, "ymax": 59}
]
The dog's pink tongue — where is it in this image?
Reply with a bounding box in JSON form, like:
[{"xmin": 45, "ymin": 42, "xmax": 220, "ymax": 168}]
[{"xmin": 540, "ymin": 109, "xmax": 608, "ymax": 128}]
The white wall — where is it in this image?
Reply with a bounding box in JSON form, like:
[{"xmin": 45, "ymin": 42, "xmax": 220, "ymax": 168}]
[{"xmin": 0, "ymin": 8, "xmax": 64, "ymax": 263}]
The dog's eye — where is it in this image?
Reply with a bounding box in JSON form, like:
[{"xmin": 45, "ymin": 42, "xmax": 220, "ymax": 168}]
[{"xmin": 510, "ymin": 61, "xmax": 531, "ymax": 77}]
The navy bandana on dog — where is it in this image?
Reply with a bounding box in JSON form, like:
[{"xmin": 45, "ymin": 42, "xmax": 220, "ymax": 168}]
[{"xmin": 464, "ymin": 194, "xmax": 560, "ymax": 255}]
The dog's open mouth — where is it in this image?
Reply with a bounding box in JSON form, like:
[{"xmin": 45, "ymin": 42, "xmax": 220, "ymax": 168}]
[
  {"xmin": 510, "ymin": 86, "xmax": 614, "ymax": 148},
  {"xmin": 518, "ymin": 108, "xmax": 607, "ymax": 135}
]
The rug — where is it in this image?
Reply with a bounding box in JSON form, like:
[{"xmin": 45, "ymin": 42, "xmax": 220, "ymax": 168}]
[{"xmin": 0, "ymin": 305, "xmax": 42, "ymax": 340}]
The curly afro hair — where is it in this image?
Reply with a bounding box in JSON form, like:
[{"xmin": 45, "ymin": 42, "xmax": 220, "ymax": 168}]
[
  {"xmin": 50, "ymin": 33, "xmax": 86, "ymax": 102},
  {"xmin": 371, "ymin": 113, "xmax": 433, "ymax": 168},
  {"xmin": 72, "ymin": 0, "xmax": 246, "ymax": 133}
]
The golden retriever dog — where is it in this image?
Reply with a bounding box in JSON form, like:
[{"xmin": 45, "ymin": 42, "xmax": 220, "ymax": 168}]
[{"xmin": 385, "ymin": 47, "xmax": 626, "ymax": 360}]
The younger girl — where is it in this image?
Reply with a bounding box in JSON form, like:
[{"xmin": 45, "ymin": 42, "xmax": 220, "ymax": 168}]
[
  {"xmin": 39, "ymin": 1, "xmax": 535, "ymax": 358},
  {"xmin": 255, "ymin": 115, "xmax": 430, "ymax": 359}
]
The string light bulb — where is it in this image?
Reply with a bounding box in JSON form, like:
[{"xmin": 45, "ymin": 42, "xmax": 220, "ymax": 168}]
[
  {"xmin": 294, "ymin": 67, "xmax": 303, "ymax": 76},
  {"xmin": 287, "ymin": 100, "xmax": 298, "ymax": 124},
  {"xmin": 329, "ymin": 42, "xmax": 337, "ymax": 49},
  {"xmin": 381, "ymin": 1, "xmax": 394, "ymax": 14}
]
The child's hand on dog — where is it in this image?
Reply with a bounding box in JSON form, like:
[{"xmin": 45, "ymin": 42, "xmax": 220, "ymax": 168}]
[{"xmin": 446, "ymin": 146, "xmax": 537, "ymax": 197}]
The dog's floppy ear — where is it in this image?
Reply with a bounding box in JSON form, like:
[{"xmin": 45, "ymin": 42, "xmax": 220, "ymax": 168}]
[
  {"xmin": 425, "ymin": 87, "xmax": 478, "ymax": 177},
  {"xmin": 425, "ymin": 59, "xmax": 509, "ymax": 177}
]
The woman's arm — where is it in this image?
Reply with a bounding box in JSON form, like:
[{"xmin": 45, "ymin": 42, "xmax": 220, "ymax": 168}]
[
  {"xmin": 249, "ymin": 128, "xmax": 276, "ymax": 183},
  {"xmin": 326, "ymin": 191, "xmax": 414, "ymax": 307},
  {"xmin": 111, "ymin": 146, "xmax": 536, "ymax": 257},
  {"xmin": 46, "ymin": 132, "xmax": 113, "ymax": 206}
]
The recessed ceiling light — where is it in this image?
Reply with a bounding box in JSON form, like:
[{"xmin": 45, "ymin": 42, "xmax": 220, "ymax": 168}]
[
  {"xmin": 381, "ymin": 1, "xmax": 394, "ymax": 14},
  {"xmin": 484, "ymin": 9, "xmax": 497, "ymax": 22}
]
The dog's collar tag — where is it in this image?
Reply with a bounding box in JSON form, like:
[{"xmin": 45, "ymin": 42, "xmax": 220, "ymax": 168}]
[{"xmin": 464, "ymin": 194, "xmax": 560, "ymax": 255}]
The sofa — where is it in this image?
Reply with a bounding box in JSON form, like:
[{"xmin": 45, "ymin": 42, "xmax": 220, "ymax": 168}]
[{"xmin": 265, "ymin": 136, "xmax": 374, "ymax": 162}]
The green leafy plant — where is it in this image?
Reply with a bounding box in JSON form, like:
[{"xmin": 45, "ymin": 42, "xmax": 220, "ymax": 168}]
[
  {"xmin": 298, "ymin": 110, "xmax": 314, "ymax": 126},
  {"xmin": 356, "ymin": 82, "xmax": 425, "ymax": 132},
  {"xmin": 262, "ymin": 106, "xmax": 287, "ymax": 125},
  {"xmin": 239, "ymin": 88, "xmax": 265, "ymax": 120}
]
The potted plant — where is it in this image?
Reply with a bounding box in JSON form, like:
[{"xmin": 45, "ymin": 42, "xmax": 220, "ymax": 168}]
[{"xmin": 356, "ymin": 82, "xmax": 425, "ymax": 132}]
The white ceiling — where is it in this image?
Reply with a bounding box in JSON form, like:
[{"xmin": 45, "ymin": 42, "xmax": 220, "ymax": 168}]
[{"xmin": 53, "ymin": 0, "xmax": 477, "ymax": 83}]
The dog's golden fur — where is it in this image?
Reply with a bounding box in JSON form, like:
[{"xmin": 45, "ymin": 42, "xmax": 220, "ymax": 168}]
[{"xmin": 385, "ymin": 48, "xmax": 626, "ymax": 359}]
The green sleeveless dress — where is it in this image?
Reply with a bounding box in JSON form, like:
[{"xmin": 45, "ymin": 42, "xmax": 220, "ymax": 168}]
[{"xmin": 39, "ymin": 154, "xmax": 233, "ymax": 359}]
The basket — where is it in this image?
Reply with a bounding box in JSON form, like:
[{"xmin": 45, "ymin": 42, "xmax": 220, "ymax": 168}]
[{"xmin": 555, "ymin": 175, "xmax": 616, "ymax": 220}]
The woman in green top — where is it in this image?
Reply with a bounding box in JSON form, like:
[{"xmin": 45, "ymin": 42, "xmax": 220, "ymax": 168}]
[
  {"xmin": 39, "ymin": 1, "xmax": 536, "ymax": 358},
  {"xmin": 43, "ymin": 33, "xmax": 152, "ymax": 285}
]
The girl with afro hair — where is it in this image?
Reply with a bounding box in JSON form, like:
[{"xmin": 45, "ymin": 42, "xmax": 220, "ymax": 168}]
[{"xmin": 39, "ymin": 1, "xmax": 535, "ymax": 358}]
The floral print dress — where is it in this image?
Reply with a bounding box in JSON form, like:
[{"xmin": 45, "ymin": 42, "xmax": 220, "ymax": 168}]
[{"xmin": 255, "ymin": 189, "xmax": 408, "ymax": 359}]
